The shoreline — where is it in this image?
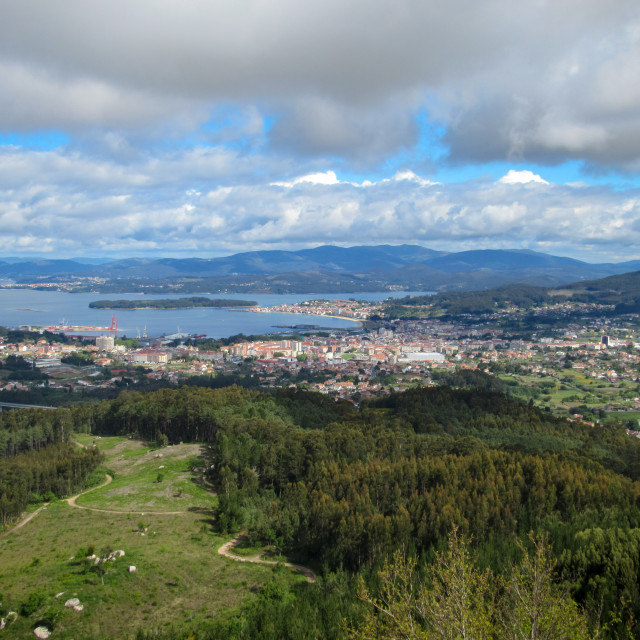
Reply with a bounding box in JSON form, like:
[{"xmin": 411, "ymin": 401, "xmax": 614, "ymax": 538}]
[
  {"xmin": 246, "ymin": 307, "xmax": 363, "ymax": 329},
  {"xmin": 88, "ymin": 305, "xmax": 256, "ymax": 311}
]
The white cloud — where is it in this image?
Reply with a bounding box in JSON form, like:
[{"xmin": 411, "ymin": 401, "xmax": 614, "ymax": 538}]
[
  {"xmin": 391, "ymin": 170, "xmax": 438, "ymax": 187},
  {"xmin": 2, "ymin": 1, "xmax": 640, "ymax": 261},
  {"xmin": 272, "ymin": 171, "xmax": 340, "ymax": 188},
  {"xmin": 499, "ymin": 170, "xmax": 549, "ymax": 185},
  {"xmin": 0, "ymin": 145, "xmax": 638, "ymax": 261}
]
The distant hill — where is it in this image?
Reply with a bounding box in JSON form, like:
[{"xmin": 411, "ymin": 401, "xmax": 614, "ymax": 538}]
[
  {"xmin": 1, "ymin": 245, "xmax": 639, "ymax": 293},
  {"xmin": 383, "ymin": 270, "xmax": 640, "ymax": 318},
  {"xmin": 90, "ymin": 245, "xmax": 446, "ymax": 278},
  {"xmin": 425, "ymin": 249, "xmax": 594, "ymax": 274},
  {"xmin": 0, "ymin": 259, "xmax": 89, "ymax": 277},
  {"xmin": 559, "ymin": 270, "xmax": 640, "ymax": 313}
]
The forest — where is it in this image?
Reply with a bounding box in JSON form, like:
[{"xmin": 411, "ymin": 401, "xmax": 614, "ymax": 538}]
[
  {"xmin": 381, "ymin": 284, "xmax": 555, "ymax": 318},
  {"xmin": 379, "ymin": 271, "xmax": 640, "ymax": 320},
  {"xmin": 18, "ymin": 384, "xmax": 627, "ymax": 637},
  {"xmin": 88, "ymin": 296, "xmax": 257, "ymax": 309},
  {"xmin": 4, "ymin": 381, "xmax": 640, "ymax": 636},
  {"xmin": 0, "ymin": 402, "xmax": 104, "ymax": 526}
]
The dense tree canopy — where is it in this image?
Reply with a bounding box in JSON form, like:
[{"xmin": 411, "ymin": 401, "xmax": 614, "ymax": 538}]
[{"xmin": 5, "ymin": 383, "xmax": 640, "ymax": 637}]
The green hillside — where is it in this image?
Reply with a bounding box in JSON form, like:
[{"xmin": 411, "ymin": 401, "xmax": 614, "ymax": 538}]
[
  {"xmin": 380, "ymin": 270, "xmax": 640, "ymax": 319},
  {"xmin": 2, "ymin": 385, "xmax": 640, "ymax": 638}
]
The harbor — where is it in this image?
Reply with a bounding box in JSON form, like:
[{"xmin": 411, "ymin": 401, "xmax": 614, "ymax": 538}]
[{"xmin": 20, "ymin": 314, "xmax": 120, "ymax": 335}]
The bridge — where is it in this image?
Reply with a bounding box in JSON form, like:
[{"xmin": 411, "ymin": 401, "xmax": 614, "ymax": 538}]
[{"xmin": 0, "ymin": 402, "xmax": 57, "ymax": 411}]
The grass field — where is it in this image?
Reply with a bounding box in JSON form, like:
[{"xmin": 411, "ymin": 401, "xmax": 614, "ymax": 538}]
[
  {"xmin": 0, "ymin": 436, "xmax": 303, "ymax": 639},
  {"xmin": 75, "ymin": 438, "xmax": 214, "ymax": 512}
]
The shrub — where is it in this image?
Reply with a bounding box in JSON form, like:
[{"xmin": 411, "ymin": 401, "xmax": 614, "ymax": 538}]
[{"xmin": 20, "ymin": 590, "xmax": 46, "ymax": 616}]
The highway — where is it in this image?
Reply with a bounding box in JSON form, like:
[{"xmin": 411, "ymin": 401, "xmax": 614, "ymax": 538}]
[{"xmin": 0, "ymin": 402, "xmax": 57, "ymax": 411}]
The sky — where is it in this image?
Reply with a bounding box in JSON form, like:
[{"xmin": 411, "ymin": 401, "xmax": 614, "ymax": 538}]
[{"xmin": 1, "ymin": 0, "xmax": 640, "ymax": 263}]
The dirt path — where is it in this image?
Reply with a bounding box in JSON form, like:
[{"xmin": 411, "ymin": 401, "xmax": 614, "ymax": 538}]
[
  {"xmin": 2, "ymin": 474, "xmax": 116, "ymax": 537},
  {"xmin": 63, "ymin": 474, "xmax": 187, "ymax": 515},
  {"xmin": 64, "ymin": 473, "xmax": 114, "ymax": 507},
  {"xmin": 218, "ymin": 533, "xmax": 316, "ymax": 583},
  {"xmin": 2, "ymin": 474, "xmax": 187, "ymax": 537},
  {"xmin": 1, "ymin": 504, "xmax": 49, "ymax": 538}
]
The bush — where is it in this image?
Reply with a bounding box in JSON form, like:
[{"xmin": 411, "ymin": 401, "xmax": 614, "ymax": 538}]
[
  {"xmin": 36, "ymin": 606, "xmax": 61, "ymax": 630},
  {"xmin": 20, "ymin": 590, "xmax": 46, "ymax": 616}
]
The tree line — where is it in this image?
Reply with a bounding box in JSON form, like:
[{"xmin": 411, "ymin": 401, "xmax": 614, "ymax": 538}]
[
  {"xmin": 0, "ymin": 442, "xmax": 104, "ymax": 526},
  {"xmin": 5, "ymin": 382, "xmax": 640, "ymax": 636},
  {"xmin": 0, "ymin": 407, "xmax": 72, "ymax": 458}
]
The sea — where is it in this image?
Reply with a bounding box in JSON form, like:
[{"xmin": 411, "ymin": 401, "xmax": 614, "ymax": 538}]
[{"xmin": 0, "ymin": 290, "xmax": 431, "ymax": 339}]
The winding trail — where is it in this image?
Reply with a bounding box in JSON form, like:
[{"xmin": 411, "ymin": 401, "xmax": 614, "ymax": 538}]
[
  {"xmin": 218, "ymin": 533, "xmax": 316, "ymax": 583},
  {"xmin": 63, "ymin": 473, "xmax": 114, "ymax": 507},
  {"xmin": 2, "ymin": 473, "xmax": 187, "ymax": 537},
  {"xmin": 1, "ymin": 504, "xmax": 49, "ymax": 538},
  {"xmin": 64, "ymin": 474, "xmax": 187, "ymax": 515},
  {"xmin": 1, "ymin": 474, "xmax": 115, "ymax": 537}
]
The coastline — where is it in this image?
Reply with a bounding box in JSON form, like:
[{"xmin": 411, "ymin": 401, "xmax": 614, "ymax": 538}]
[
  {"xmin": 245, "ymin": 307, "xmax": 363, "ymax": 328},
  {"xmin": 89, "ymin": 305, "xmax": 255, "ymax": 311},
  {"xmin": 322, "ymin": 314, "xmax": 363, "ymax": 325}
]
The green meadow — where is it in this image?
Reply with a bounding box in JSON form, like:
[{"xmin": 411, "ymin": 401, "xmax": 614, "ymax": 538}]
[{"xmin": 0, "ymin": 436, "xmax": 297, "ymax": 639}]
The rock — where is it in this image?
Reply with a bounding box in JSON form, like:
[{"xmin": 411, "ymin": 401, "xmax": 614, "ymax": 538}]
[
  {"xmin": 65, "ymin": 597, "xmax": 80, "ymax": 608},
  {"xmin": 0, "ymin": 618, "xmax": 5, "ymax": 630},
  {"xmin": 158, "ymin": 465, "xmax": 165, "ymax": 469},
  {"xmin": 33, "ymin": 626, "xmax": 51, "ymax": 639},
  {"xmin": 73, "ymin": 604, "xmax": 84, "ymax": 612},
  {"xmin": 55, "ymin": 592, "xmax": 65, "ymax": 598},
  {"xmin": 128, "ymin": 565, "xmax": 137, "ymax": 573}
]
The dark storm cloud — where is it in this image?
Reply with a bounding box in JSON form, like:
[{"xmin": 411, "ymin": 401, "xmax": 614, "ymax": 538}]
[{"xmin": 0, "ymin": 0, "xmax": 638, "ymax": 169}]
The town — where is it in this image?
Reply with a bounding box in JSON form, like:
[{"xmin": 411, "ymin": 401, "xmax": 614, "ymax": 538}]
[{"xmin": 2, "ymin": 297, "xmax": 640, "ymax": 429}]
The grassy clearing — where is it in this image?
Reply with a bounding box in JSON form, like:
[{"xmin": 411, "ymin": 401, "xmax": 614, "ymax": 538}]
[
  {"xmin": 607, "ymin": 411, "xmax": 640, "ymax": 423},
  {"xmin": 0, "ymin": 502, "xmax": 274, "ymax": 639},
  {"xmin": 74, "ymin": 433, "xmax": 130, "ymax": 452},
  {"xmin": 0, "ymin": 436, "xmax": 299, "ymax": 639},
  {"xmin": 77, "ymin": 441, "xmax": 214, "ymax": 512}
]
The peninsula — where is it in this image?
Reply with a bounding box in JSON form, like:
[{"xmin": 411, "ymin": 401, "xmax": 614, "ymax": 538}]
[{"xmin": 88, "ymin": 296, "xmax": 257, "ymax": 310}]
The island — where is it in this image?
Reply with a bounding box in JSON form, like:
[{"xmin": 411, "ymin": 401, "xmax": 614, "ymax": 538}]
[{"xmin": 88, "ymin": 296, "xmax": 257, "ymax": 310}]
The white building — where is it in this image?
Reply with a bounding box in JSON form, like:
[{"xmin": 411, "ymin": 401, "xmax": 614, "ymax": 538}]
[
  {"xmin": 397, "ymin": 352, "xmax": 446, "ymax": 363},
  {"xmin": 96, "ymin": 335, "xmax": 115, "ymax": 351},
  {"xmin": 132, "ymin": 350, "xmax": 169, "ymax": 364}
]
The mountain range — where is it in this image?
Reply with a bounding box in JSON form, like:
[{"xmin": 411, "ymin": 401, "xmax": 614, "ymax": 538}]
[{"xmin": 2, "ymin": 245, "xmax": 640, "ymax": 292}]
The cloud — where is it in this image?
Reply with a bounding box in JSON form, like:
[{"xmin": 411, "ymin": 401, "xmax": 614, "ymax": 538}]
[
  {"xmin": 0, "ymin": 1, "xmax": 638, "ymax": 170},
  {"xmin": 0, "ymin": 144, "xmax": 639, "ymax": 261},
  {"xmin": 272, "ymin": 170, "xmax": 340, "ymax": 187},
  {"xmin": 499, "ymin": 170, "xmax": 549, "ymax": 185},
  {"xmin": 268, "ymin": 98, "xmax": 420, "ymax": 164},
  {"xmin": 2, "ymin": 1, "xmax": 640, "ymax": 263}
]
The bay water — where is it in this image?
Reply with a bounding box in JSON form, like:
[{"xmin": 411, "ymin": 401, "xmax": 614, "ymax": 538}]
[{"xmin": 0, "ymin": 290, "xmax": 430, "ymax": 339}]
